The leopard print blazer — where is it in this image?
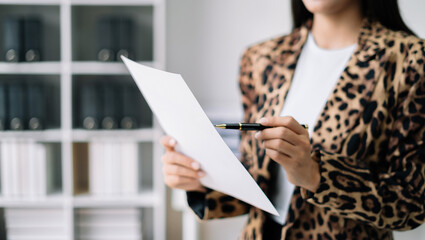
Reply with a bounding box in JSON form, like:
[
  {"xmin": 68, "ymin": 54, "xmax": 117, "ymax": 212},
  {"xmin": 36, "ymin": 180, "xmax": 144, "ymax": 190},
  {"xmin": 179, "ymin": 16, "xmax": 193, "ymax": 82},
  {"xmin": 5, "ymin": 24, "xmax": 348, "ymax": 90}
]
[{"xmin": 186, "ymin": 19, "xmax": 425, "ymax": 239}]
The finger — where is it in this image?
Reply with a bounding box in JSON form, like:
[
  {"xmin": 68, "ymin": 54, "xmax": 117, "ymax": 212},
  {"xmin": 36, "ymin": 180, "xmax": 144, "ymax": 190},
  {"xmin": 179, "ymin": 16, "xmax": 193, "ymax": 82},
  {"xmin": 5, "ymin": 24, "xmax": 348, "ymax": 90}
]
[
  {"xmin": 162, "ymin": 151, "xmax": 201, "ymax": 170},
  {"xmin": 164, "ymin": 175, "xmax": 201, "ymax": 189},
  {"xmin": 161, "ymin": 135, "xmax": 177, "ymax": 151},
  {"xmin": 167, "ymin": 179, "xmax": 204, "ymax": 192},
  {"xmin": 163, "ymin": 164, "xmax": 205, "ymax": 179},
  {"xmin": 258, "ymin": 116, "xmax": 308, "ymax": 136},
  {"xmin": 255, "ymin": 126, "xmax": 300, "ymax": 146},
  {"xmin": 265, "ymin": 148, "xmax": 291, "ymax": 164},
  {"xmin": 263, "ymin": 139, "xmax": 295, "ymax": 158},
  {"xmin": 165, "ymin": 175, "xmax": 204, "ymax": 188}
]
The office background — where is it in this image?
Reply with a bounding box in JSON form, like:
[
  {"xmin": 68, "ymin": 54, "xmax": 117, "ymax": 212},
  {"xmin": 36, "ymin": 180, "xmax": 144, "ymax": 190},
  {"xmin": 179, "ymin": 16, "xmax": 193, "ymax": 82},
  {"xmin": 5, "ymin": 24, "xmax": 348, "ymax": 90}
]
[
  {"xmin": 0, "ymin": 0, "xmax": 423, "ymax": 239},
  {"xmin": 166, "ymin": 0, "xmax": 425, "ymax": 239}
]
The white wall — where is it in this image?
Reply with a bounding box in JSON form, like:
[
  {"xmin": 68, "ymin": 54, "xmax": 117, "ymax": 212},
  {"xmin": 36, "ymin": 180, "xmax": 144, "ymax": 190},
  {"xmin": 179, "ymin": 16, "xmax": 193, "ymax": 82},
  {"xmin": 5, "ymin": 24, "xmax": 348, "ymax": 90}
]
[
  {"xmin": 166, "ymin": 0, "xmax": 291, "ymax": 115},
  {"xmin": 166, "ymin": 0, "xmax": 425, "ymax": 239}
]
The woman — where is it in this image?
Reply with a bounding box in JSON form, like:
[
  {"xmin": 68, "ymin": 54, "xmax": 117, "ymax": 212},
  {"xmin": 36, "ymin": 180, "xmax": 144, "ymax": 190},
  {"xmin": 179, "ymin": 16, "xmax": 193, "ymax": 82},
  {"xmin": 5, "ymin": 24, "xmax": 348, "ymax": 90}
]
[{"xmin": 162, "ymin": 0, "xmax": 425, "ymax": 239}]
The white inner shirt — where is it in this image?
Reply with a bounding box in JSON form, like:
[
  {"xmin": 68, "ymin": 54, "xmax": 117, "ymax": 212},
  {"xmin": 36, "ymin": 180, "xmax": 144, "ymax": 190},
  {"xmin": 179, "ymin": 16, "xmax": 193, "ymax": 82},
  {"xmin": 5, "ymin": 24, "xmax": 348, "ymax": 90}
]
[{"xmin": 271, "ymin": 32, "xmax": 356, "ymax": 224}]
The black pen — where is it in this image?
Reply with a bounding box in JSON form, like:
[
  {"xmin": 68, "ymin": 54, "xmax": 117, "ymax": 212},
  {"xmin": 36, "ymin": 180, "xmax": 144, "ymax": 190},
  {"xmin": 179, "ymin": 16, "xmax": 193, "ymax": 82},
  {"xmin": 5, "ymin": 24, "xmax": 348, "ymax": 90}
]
[{"xmin": 215, "ymin": 123, "xmax": 308, "ymax": 131}]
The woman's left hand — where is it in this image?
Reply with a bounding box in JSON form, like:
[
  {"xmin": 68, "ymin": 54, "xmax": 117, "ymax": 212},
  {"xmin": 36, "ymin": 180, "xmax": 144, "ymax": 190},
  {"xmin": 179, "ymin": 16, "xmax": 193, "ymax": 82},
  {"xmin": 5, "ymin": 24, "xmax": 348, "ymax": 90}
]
[{"xmin": 255, "ymin": 116, "xmax": 320, "ymax": 192}]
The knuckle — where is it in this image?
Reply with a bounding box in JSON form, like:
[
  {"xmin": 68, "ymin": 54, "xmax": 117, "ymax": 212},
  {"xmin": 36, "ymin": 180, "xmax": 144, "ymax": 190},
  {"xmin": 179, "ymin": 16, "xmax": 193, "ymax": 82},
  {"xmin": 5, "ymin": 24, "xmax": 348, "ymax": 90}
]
[
  {"xmin": 181, "ymin": 156, "xmax": 191, "ymax": 166},
  {"xmin": 169, "ymin": 152, "xmax": 179, "ymax": 162},
  {"xmin": 171, "ymin": 175, "xmax": 181, "ymax": 184},
  {"xmin": 277, "ymin": 140, "xmax": 286, "ymax": 150},
  {"xmin": 171, "ymin": 165, "xmax": 181, "ymax": 175},
  {"xmin": 287, "ymin": 116, "xmax": 296, "ymax": 122},
  {"xmin": 266, "ymin": 149, "xmax": 278, "ymax": 159},
  {"xmin": 264, "ymin": 140, "xmax": 273, "ymax": 150},
  {"xmin": 279, "ymin": 127, "xmax": 287, "ymax": 136}
]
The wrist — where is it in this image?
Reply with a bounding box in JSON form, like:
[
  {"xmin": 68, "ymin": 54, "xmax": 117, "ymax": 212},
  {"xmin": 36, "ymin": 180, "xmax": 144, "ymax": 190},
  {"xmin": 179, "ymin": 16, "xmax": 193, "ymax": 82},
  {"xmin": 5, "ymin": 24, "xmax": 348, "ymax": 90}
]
[{"xmin": 305, "ymin": 161, "xmax": 321, "ymax": 192}]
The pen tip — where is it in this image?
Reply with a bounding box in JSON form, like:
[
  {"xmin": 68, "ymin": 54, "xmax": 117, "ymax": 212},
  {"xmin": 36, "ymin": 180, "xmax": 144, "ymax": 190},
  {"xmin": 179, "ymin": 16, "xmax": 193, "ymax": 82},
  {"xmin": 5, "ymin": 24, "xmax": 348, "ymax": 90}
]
[{"xmin": 215, "ymin": 124, "xmax": 226, "ymax": 129}]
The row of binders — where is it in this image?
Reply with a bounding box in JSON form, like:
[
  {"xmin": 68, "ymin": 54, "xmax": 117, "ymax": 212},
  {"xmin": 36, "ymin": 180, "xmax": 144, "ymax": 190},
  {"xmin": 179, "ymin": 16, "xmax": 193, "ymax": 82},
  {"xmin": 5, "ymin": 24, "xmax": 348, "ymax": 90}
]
[
  {"xmin": 3, "ymin": 208, "xmax": 144, "ymax": 240},
  {"xmin": 0, "ymin": 141, "xmax": 61, "ymax": 198},
  {"xmin": 75, "ymin": 80, "xmax": 152, "ymax": 130},
  {"xmin": 0, "ymin": 82, "xmax": 52, "ymax": 131},
  {"xmin": 3, "ymin": 16, "xmax": 42, "ymax": 62},
  {"xmin": 75, "ymin": 208, "xmax": 143, "ymax": 240},
  {"xmin": 3, "ymin": 208, "xmax": 66, "ymax": 240},
  {"xmin": 89, "ymin": 141, "xmax": 140, "ymax": 196},
  {"xmin": 73, "ymin": 141, "xmax": 151, "ymax": 196},
  {"xmin": 97, "ymin": 16, "xmax": 134, "ymax": 62},
  {"xmin": 2, "ymin": 15, "xmax": 134, "ymax": 62}
]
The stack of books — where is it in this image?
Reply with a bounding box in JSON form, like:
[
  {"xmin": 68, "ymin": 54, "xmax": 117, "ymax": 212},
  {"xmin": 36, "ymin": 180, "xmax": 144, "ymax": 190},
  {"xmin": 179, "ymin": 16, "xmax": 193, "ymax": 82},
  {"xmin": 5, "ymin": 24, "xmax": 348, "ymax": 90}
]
[
  {"xmin": 75, "ymin": 208, "xmax": 142, "ymax": 240},
  {"xmin": 0, "ymin": 141, "xmax": 61, "ymax": 198},
  {"xmin": 4, "ymin": 208, "xmax": 66, "ymax": 240},
  {"xmin": 89, "ymin": 141, "xmax": 139, "ymax": 196}
]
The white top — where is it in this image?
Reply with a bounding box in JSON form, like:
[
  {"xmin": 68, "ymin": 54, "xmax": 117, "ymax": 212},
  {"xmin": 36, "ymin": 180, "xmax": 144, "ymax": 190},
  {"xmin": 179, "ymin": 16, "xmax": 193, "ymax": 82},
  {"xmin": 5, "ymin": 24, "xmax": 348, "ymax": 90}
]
[{"xmin": 270, "ymin": 32, "xmax": 356, "ymax": 224}]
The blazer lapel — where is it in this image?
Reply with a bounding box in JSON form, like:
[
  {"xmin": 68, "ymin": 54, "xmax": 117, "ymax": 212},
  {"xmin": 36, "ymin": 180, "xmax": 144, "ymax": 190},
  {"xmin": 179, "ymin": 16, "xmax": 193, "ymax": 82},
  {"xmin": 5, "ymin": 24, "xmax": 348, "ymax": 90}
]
[
  {"xmin": 310, "ymin": 20, "xmax": 389, "ymax": 153},
  {"xmin": 262, "ymin": 24, "xmax": 310, "ymax": 120}
]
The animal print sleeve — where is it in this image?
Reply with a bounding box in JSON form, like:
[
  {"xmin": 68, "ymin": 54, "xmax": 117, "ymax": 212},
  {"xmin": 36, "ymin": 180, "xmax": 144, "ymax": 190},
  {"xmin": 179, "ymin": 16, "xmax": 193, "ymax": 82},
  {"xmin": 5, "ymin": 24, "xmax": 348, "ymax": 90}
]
[
  {"xmin": 186, "ymin": 49, "xmax": 255, "ymax": 220},
  {"xmin": 301, "ymin": 41, "xmax": 425, "ymax": 230}
]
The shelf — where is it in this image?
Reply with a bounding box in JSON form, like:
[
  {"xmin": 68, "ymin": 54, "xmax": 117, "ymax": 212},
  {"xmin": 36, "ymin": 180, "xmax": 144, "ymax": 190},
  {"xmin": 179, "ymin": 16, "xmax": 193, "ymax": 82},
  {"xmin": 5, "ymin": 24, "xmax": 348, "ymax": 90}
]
[
  {"xmin": 0, "ymin": 0, "xmax": 60, "ymax": 5},
  {"xmin": 72, "ymin": 128, "xmax": 156, "ymax": 142},
  {"xmin": 72, "ymin": 191, "xmax": 159, "ymax": 208},
  {"xmin": 0, "ymin": 195, "xmax": 65, "ymax": 208},
  {"xmin": 0, "ymin": 129, "xmax": 62, "ymax": 142},
  {"xmin": 70, "ymin": 0, "xmax": 159, "ymax": 6},
  {"xmin": 0, "ymin": 62, "xmax": 61, "ymax": 75},
  {"xmin": 0, "ymin": 1, "xmax": 166, "ymax": 239},
  {"xmin": 71, "ymin": 61, "xmax": 155, "ymax": 75}
]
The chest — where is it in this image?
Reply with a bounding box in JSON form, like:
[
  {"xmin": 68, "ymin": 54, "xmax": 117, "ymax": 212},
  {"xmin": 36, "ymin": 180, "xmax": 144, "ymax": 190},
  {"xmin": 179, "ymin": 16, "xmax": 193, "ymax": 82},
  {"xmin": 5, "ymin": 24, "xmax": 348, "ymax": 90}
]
[{"xmin": 246, "ymin": 49, "xmax": 397, "ymax": 160}]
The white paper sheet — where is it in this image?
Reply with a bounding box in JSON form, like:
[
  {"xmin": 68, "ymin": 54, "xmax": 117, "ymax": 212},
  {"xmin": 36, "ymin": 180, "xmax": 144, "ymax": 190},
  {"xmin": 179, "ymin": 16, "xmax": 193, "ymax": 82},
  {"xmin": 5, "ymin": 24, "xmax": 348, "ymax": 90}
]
[{"xmin": 122, "ymin": 56, "xmax": 278, "ymax": 216}]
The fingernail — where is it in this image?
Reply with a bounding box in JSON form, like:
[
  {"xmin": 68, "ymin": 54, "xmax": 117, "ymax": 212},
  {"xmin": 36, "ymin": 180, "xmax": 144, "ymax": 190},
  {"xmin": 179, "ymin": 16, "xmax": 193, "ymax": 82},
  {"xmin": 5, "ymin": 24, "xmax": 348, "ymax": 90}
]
[
  {"xmin": 169, "ymin": 138, "xmax": 176, "ymax": 146},
  {"xmin": 259, "ymin": 118, "xmax": 267, "ymax": 124},
  {"xmin": 198, "ymin": 171, "xmax": 206, "ymax": 177},
  {"xmin": 191, "ymin": 162, "xmax": 200, "ymax": 170},
  {"xmin": 255, "ymin": 131, "xmax": 260, "ymax": 139}
]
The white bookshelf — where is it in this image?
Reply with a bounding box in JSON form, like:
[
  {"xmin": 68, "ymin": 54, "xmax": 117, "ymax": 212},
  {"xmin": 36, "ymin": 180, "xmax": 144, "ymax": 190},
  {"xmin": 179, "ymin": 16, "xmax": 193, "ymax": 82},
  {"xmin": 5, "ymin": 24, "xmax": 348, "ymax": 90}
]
[
  {"xmin": 0, "ymin": 0, "xmax": 166, "ymax": 239},
  {"xmin": 0, "ymin": 63, "xmax": 62, "ymax": 74},
  {"xmin": 71, "ymin": 62, "xmax": 157, "ymax": 75}
]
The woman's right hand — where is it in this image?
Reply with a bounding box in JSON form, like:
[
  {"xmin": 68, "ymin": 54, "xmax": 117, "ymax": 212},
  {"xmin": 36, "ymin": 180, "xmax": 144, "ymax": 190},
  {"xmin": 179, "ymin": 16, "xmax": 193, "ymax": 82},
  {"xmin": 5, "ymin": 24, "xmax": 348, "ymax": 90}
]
[{"xmin": 161, "ymin": 135, "xmax": 206, "ymax": 193}]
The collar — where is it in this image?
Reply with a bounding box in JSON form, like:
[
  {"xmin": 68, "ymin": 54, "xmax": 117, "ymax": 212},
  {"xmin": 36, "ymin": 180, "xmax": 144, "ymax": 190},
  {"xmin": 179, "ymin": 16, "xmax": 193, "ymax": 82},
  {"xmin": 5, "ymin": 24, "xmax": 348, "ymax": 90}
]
[{"xmin": 291, "ymin": 18, "xmax": 388, "ymax": 62}]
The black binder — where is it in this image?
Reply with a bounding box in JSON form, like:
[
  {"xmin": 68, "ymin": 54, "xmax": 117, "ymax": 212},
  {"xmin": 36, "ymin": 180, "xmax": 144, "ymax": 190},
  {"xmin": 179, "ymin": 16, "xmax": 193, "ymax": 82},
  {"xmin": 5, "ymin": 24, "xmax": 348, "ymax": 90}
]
[
  {"xmin": 23, "ymin": 17, "xmax": 42, "ymax": 62},
  {"xmin": 8, "ymin": 82, "xmax": 26, "ymax": 130},
  {"xmin": 0, "ymin": 83, "xmax": 7, "ymax": 130},
  {"xmin": 120, "ymin": 82, "xmax": 138, "ymax": 129},
  {"xmin": 101, "ymin": 82, "xmax": 121, "ymax": 129},
  {"xmin": 96, "ymin": 17, "xmax": 115, "ymax": 62},
  {"xmin": 116, "ymin": 17, "xmax": 133, "ymax": 60},
  {"xmin": 138, "ymin": 90, "xmax": 153, "ymax": 128},
  {"xmin": 80, "ymin": 82, "xmax": 101, "ymax": 130},
  {"xmin": 27, "ymin": 82, "xmax": 45, "ymax": 130},
  {"xmin": 3, "ymin": 17, "xmax": 23, "ymax": 62}
]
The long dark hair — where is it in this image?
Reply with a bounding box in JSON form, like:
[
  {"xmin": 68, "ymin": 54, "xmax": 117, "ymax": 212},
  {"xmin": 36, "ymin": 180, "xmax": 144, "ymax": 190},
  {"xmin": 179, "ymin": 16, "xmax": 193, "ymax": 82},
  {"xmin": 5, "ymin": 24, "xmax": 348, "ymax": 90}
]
[{"xmin": 291, "ymin": 0, "xmax": 415, "ymax": 36}]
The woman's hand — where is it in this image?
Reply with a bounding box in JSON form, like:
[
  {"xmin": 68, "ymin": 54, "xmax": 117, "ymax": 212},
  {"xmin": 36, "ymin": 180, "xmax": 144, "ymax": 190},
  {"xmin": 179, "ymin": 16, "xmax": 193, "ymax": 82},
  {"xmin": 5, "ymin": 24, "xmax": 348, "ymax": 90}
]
[
  {"xmin": 161, "ymin": 135, "xmax": 207, "ymax": 193},
  {"xmin": 255, "ymin": 117, "xmax": 320, "ymax": 192}
]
